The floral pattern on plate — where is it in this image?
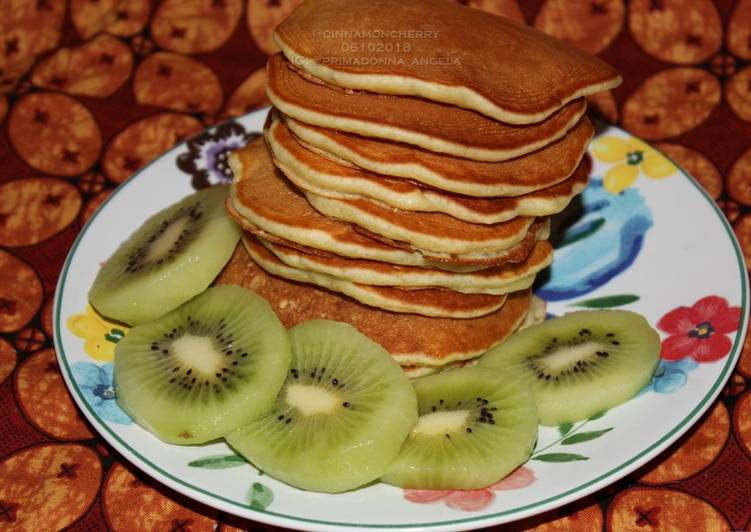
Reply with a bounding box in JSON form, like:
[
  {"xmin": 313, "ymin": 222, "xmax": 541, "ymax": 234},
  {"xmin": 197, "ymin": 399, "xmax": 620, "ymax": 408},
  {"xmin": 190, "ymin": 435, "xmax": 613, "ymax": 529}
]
[
  {"xmin": 537, "ymin": 179, "xmax": 653, "ymax": 301},
  {"xmin": 67, "ymin": 304, "xmax": 128, "ymax": 362},
  {"xmin": 658, "ymin": 295, "xmax": 742, "ymax": 363},
  {"xmin": 590, "ymin": 135, "xmax": 677, "ymax": 194},
  {"xmin": 176, "ymin": 120, "xmax": 259, "ymax": 189},
  {"xmin": 70, "ymin": 362, "xmax": 132, "ymax": 425},
  {"xmin": 403, "ymin": 467, "xmax": 535, "ymax": 512}
]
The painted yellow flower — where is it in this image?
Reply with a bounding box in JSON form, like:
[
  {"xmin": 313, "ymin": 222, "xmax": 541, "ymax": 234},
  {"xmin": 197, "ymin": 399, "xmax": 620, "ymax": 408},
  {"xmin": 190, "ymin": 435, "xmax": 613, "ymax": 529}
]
[
  {"xmin": 67, "ymin": 305, "xmax": 129, "ymax": 362},
  {"xmin": 591, "ymin": 136, "xmax": 677, "ymax": 194}
]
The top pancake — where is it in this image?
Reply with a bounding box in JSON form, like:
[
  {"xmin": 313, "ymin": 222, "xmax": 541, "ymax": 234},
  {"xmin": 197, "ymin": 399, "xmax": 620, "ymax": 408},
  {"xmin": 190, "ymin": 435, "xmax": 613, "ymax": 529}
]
[
  {"xmin": 285, "ymin": 115, "xmax": 594, "ymax": 197},
  {"xmin": 267, "ymin": 54, "xmax": 587, "ymax": 161},
  {"xmin": 274, "ymin": 0, "xmax": 621, "ymax": 124}
]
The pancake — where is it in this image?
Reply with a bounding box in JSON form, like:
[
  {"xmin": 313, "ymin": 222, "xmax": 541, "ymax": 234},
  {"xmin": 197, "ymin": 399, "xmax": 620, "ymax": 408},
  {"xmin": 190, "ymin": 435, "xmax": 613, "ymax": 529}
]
[
  {"xmin": 519, "ymin": 295, "xmax": 548, "ymax": 330},
  {"xmin": 266, "ymin": 114, "xmax": 589, "ymax": 224},
  {"xmin": 228, "ymin": 197, "xmax": 549, "ymax": 270},
  {"xmin": 304, "ymin": 192, "xmax": 536, "ymax": 255},
  {"xmin": 260, "ymin": 237, "xmax": 551, "ymax": 295},
  {"xmin": 228, "ymin": 138, "xmax": 548, "ymax": 268},
  {"xmin": 401, "ymin": 359, "xmax": 474, "ymax": 379},
  {"xmin": 274, "ymin": 0, "xmax": 621, "ymax": 124},
  {"xmin": 402, "ymin": 296, "xmax": 546, "ymax": 377},
  {"xmin": 216, "ymin": 243, "xmax": 532, "ymax": 366},
  {"xmin": 245, "ymin": 235, "xmax": 508, "ymax": 318},
  {"xmin": 284, "ymin": 115, "xmax": 594, "ymax": 197},
  {"xmin": 267, "ymin": 54, "xmax": 588, "ymax": 161}
]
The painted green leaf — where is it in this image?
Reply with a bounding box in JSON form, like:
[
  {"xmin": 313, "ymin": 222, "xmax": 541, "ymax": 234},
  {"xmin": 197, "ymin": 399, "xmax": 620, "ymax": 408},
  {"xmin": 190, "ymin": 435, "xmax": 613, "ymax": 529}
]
[
  {"xmin": 588, "ymin": 411, "xmax": 607, "ymax": 421},
  {"xmin": 188, "ymin": 454, "xmax": 247, "ymax": 469},
  {"xmin": 533, "ymin": 453, "xmax": 589, "ymax": 462},
  {"xmin": 558, "ymin": 422, "xmax": 573, "ymax": 436},
  {"xmin": 561, "ymin": 428, "xmax": 613, "ymax": 445},
  {"xmin": 570, "ymin": 294, "xmax": 640, "ymax": 309},
  {"xmin": 105, "ymin": 328, "xmax": 126, "ymax": 343},
  {"xmin": 557, "ymin": 218, "xmax": 605, "ymax": 248},
  {"xmin": 247, "ymin": 482, "xmax": 273, "ymax": 511}
]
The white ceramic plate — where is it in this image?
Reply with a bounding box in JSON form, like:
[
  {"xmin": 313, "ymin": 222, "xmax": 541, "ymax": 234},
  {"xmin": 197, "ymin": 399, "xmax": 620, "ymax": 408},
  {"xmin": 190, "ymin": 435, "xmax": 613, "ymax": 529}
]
[{"xmin": 54, "ymin": 108, "xmax": 749, "ymax": 531}]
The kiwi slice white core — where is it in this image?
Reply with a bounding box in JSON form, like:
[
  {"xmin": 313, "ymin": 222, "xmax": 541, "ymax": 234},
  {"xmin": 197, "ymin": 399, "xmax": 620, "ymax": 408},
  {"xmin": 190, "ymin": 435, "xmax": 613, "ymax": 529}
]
[
  {"xmin": 532, "ymin": 340, "xmax": 611, "ymax": 378},
  {"xmin": 171, "ymin": 335, "xmax": 222, "ymax": 376},
  {"xmin": 286, "ymin": 384, "xmax": 342, "ymax": 416},
  {"xmin": 413, "ymin": 410, "xmax": 469, "ymax": 437},
  {"xmin": 141, "ymin": 216, "xmax": 191, "ymax": 265},
  {"xmin": 146, "ymin": 315, "xmax": 243, "ymax": 394},
  {"xmin": 125, "ymin": 206, "xmax": 202, "ymax": 275}
]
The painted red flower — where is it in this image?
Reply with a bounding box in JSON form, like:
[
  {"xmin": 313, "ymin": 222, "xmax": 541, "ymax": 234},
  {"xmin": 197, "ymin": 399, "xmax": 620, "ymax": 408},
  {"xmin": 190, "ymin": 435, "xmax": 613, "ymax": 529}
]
[
  {"xmin": 657, "ymin": 296, "xmax": 741, "ymax": 363},
  {"xmin": 403, "ymin": 466, "xmax": 535, "ymax": 512}
]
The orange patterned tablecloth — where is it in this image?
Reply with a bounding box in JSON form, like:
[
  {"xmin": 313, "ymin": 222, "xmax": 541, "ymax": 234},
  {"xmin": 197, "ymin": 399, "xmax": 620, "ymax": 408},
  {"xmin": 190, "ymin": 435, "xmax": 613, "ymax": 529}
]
[{"xmin": 1, "ymin": 1, "xmax": 751, "ymax": 530}]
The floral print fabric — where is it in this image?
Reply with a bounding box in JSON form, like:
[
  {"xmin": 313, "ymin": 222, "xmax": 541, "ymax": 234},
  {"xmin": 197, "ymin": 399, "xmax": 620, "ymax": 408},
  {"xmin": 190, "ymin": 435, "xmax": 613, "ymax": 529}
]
[{"xmin": 0, "ymin": 1, "xmax": 750, "ymax": 530}]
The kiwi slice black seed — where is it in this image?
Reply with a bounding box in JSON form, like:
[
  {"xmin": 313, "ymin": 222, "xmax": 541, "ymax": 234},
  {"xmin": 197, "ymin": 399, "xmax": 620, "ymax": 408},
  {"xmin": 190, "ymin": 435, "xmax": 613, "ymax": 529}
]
[
  {"xmin": 225, "ymin": 320, "xmax": 417, "ymax": 493},
  {"xmin": 380, "ymin": 366, "xmax": 538, "ymax": 490},
  {"xmin": 114, "ymin": 284, "xmax": 290, "ymax": 444},
  {"xmin": 89, "ymin": 184, "xmax": 241, "ymax": 325},
  {"xmin": 479, "ymin": 310, "xmax": 660, "ymax": 426}
]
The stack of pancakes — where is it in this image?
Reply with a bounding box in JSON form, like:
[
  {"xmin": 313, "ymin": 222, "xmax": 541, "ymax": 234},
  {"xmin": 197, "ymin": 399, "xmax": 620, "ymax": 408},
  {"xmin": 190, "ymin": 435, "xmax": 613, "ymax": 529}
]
[{"xmin": 220, "ymin": 0, "xmax": 621, "ymax": 377}]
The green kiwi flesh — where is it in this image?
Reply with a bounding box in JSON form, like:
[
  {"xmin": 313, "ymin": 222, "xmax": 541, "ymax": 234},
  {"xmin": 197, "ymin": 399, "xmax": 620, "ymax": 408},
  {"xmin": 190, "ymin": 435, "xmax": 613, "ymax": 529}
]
[
  {"xmin": 381, "ymin": 366, "xmax": 538, "ymax": 490},
  {"xmin": 89, "ymin": 185, "xmax": 241, "ymax": 325},
  {"xmin": 226, "ymin": 320, "xmax": 417, "ymax": 493},
  {"xmin": 479, "ymin": 310, "xmax": 660, "ymax": 426},
  {"xmin": 114, "ymin": 284, "xmax": 290, "ymax": 444}
]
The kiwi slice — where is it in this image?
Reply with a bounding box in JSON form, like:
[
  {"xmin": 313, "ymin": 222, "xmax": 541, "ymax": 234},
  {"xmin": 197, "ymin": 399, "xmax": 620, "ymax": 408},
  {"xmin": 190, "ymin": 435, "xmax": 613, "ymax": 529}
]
[
  {"xmin": 114, "ymin": 284, "xmax": 290, "ymax": 444},
  {"xmin": 89, "ymin": 185, "xmax": 241, "ymax": 325},
  {"xmin": 381, "ymin": 366, "xmax": 538, "ymax": 490},
  {"xmin": 226, "ymin": 320, "xmax": 417, "ymax": 493},
  {"xmin": 479, "ymin": 310, "xmax": 660, "ymax": 426}
]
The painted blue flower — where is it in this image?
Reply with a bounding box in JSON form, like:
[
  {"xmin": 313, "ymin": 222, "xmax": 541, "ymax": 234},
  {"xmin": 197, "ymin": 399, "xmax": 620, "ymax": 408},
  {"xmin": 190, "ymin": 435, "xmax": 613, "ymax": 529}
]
[
  {"xmin": 71, "ymin": 362, "xmax": 133, "ymax": 425},
  {"xmin": 641, "ymin": 358, "xmax": 699, "ymax": 395},
  {"xmin": 537, "ymin": 179, "xmax": 653, "ymax": 301}
]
